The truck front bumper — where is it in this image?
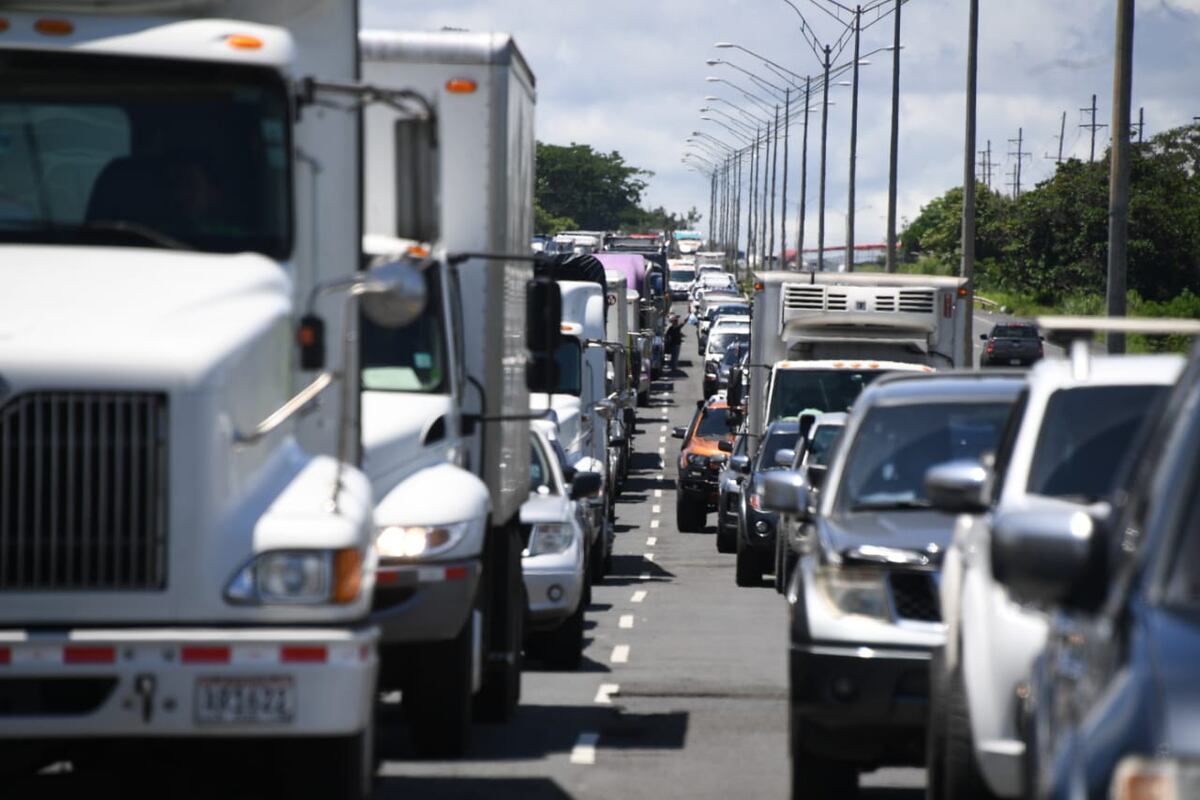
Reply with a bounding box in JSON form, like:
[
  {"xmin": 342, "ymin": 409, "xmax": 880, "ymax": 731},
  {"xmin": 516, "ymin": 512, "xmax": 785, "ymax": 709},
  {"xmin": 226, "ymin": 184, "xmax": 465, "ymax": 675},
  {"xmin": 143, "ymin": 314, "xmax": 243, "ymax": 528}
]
[
  {"xmin": 0, "ymin": 626, "xmax": 377, "ymax": 738},
  {"xmin": 369, "ymin": 560, "xmax": 481, "ymax": 643},
  {"xmin": 790, "ymin": 640, "xmax": 931, "ymax": 766}
]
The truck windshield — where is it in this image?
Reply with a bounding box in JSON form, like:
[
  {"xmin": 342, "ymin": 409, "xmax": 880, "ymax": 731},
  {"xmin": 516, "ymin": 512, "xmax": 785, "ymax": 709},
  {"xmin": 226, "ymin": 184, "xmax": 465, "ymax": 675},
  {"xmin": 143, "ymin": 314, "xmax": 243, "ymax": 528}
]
[
  {"xmin": 0, "ymin": 51, "xmax": 290, "ymax": 257},
  {"xmin": 361, "ymin": 267, "xmax": 447, "ymax": 394},
  {"xmin": 838, "ymin": 402, "xmax": 1011, "ymax": 513},
  {"xmin": 767, "ymin": 369, "xmax": 887, "ymax": 422},
  {"xmin": 707, "ymin": 330, "xmax": 749, "ymax": 356},
  {"xmin": 670, "ymin": 269, "xmax": 696, "ymax": 282},
  {"xmin": 1026, "ymin": 384, "xmax": 1168, "ymax": 502}
]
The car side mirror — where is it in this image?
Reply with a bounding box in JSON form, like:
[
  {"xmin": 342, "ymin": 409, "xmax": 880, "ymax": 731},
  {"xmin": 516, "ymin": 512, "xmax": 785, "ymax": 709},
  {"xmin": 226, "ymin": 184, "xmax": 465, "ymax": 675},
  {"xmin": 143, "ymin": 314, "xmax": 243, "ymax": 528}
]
[
  {"xmin": 925, "ymin": 460, "xmax": 990, "ymax": 514},
  {"xmin": 992, "ymin": 506, "xmax": 1109, "ymax": 610},
  {"xmin": 761, "ymin": 470, "xmax": 811, "ymax": 520},
  {"xmin": 979, "ymin": 333, "xmax": 989, "ymax": 341},
  {"xmin": 731, "ymin": 454, "xmax": 751, "ymax": 473},
  {"xmin": 806, "ymin": 464, "xmax": 827, "ymax": 492},
  {"xmin": 569, "ymin": 471, "xmax": 603, "ymax": 500},
  {"xmin": 774, "ymin": 448, "xmax": 796, "ymax": 469},
  {"xmin": 718, "ymin": 440, "xmax": 733, "ymax": 453},
  {"xmin": 672, "ymin": 426, "xmax": 688, "ymax": 439},
  {"xmin": 727, "ymin": 366, "xmax": 744, "ymax": 408}
]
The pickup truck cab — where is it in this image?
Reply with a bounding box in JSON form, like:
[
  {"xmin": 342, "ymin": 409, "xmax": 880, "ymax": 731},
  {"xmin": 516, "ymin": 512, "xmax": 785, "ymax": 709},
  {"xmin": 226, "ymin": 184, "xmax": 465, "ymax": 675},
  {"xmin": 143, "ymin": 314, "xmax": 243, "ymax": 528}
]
[{"xmin": 673, "ymin": 397, "xmax": 735, "ymax": 532}]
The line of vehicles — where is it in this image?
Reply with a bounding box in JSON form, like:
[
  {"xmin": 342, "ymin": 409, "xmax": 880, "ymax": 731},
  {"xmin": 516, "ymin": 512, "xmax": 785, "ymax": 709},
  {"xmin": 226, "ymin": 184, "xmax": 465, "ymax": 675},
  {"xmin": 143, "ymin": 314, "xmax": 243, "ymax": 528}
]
[
  {"xmin": 0, "ymin": 4, "xmax": 681, "ymax": 794},
  {"xmin": 669, "ymin": 261, "xmax": 1200, "ymax": 799}
]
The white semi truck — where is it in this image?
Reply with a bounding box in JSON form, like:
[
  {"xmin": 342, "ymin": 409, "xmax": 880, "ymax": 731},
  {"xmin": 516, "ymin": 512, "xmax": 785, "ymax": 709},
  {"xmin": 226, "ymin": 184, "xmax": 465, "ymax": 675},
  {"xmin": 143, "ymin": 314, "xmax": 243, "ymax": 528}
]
[
  {"xmin": 605, "ymin": 270, "xmax": 634, "ymax": 489},
  {"xmin": 0, "ymin": 1, "xmax": 433, "ymax": 795},
  {"xmin": 736, "ymin": 272, "xmax": 969, "ymax": 455},
  {"xmin": 358, "ymin": 30, "xmax": 546, "ymax": 757}
]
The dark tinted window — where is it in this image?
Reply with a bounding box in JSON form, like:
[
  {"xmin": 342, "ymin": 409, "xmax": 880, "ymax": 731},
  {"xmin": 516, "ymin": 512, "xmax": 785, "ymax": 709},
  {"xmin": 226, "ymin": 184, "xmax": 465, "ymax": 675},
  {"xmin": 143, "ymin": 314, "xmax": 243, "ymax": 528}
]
[
  {"xmin": 757, "ymin": 430, "xmax": 801, "ymax": 470},
  {"xmin": 0, "ymin": 51, "xmax": 291, "ymax": 257},
  {"xmin": 768, "ymin": 369, "xmax": 887, "ymax": 421},
  {"xmin": 694, "ymin": 407, "xmax": 730, "ymax": 438},
  {"xmin": 993, "ymin": 325, "xmax": 1038, "ymax": 339},
  {"xmin": 550, "ymin": 339, "xmax": 583, "ymax": 396},
  {"xmin": 806, "ymin": 425, "xmax": 843, "ymax": 467},
  {"xmin": 1027, "ymin": 385, "xmax": 1168, "ymax": 501}
]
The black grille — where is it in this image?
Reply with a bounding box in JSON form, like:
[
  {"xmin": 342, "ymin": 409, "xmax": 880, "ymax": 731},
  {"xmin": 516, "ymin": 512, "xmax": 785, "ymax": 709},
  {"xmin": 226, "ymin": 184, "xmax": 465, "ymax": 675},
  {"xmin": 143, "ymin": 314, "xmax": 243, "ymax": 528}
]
[
  {"xmin": 0, "ymin": 392, "xmax": 168, "ymax": 590},
  {"xmin": 888, "ymin": 572, "xmax": 940, "ymax": 622}
]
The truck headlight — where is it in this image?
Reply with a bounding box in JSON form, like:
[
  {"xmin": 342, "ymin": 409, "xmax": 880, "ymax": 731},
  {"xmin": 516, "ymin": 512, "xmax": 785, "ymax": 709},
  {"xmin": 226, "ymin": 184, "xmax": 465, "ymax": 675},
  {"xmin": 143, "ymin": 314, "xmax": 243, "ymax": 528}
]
[
  {"xmin": 814, "ymin": 566, "xmax": 890, "ymax": 620},
  {"xmin": 376, "ymin": 522, "xmax": 469, "ymax": 561},
  {"xmin": 687, "ymin": 454, "xmax": 708, "ymax": 468},
  {"xmin": 1111, "ymin": 756, "xmax": 1200, "ymax": 800},
  {"xmin": 526, "ymin": 523, "xmax": 574, "ymax": 556},
  {"xmin": 226, "ymin": 549, "xmax": 362, "ymax": 605}
]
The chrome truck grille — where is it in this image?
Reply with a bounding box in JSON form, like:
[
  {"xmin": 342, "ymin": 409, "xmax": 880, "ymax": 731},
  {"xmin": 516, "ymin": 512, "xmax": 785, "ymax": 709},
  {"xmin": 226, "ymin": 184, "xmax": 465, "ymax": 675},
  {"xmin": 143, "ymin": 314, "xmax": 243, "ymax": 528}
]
[{"xmin": 0, "ymin": 392, "xmax": 168, "ymax": 590}]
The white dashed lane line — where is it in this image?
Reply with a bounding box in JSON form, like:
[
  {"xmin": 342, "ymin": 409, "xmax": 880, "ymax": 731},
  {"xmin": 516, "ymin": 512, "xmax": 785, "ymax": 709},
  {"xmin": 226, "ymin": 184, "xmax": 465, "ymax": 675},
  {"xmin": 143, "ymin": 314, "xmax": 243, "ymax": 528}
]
[
  {"xmin": 611, "ymin": 644, "xmax": 630, "ymax": 664},
  {"xmin": 650, "ymin": 520, "xmax": 660, "ymax": 529},
  {"xmin": 619, "ymin": 614, "xmax": 634, "ymax": 629},
  {"xmin": 631, "ymin": 590, "xmax": 647, "ymax": 603},
  {"xmin": 646, "ymin": 536, "xmax": 657, "ymax": 546},
  {"xmin": 654, "ymin": 489, "xmax": 662, "ymax": 498},
  {"xmin": 570, "ymin": 732, "xmax": 600, "ymax": 765},
  {"xmin": 594, "ymin": 683, "xmax": 619, "ymax": 705},
  {"xmin": 651, "ymin": 505, "xmax": 661, "ymax": 514}
]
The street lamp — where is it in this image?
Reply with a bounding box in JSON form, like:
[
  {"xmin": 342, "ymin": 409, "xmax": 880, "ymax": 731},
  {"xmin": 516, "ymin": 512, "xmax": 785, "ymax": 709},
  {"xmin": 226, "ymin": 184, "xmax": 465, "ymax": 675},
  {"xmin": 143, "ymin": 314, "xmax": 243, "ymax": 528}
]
[
  {"xmin": 704, "ymin": 77, "xmax": 776, "ymax": 115},
  {"xmin": 700, "ymin": 107, "xmax": 758, "ymax": 136},
  {"xmin": 701, "ymin": 116, "xmax": 754, "ymax": 143},
  {"xmin": 706, "ymin": 58, "xmax": 788, "ymax": 101}
]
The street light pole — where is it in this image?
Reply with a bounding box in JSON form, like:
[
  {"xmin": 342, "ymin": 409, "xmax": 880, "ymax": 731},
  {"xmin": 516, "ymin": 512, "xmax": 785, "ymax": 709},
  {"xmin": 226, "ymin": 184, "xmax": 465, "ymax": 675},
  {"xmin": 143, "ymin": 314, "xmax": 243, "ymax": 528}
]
[
  {"xmin": 798, "ymin": 76, "xmax": 811, "ymax": 269},
  {"xmin": 781, "ymin": 87, "xmax": 791, "ymax": 269},
  {"xmin": 885, "ymin": 0, "xmax": 902, "ymax": 272},
  {"xmin": 960, "ymin": 0, "xmax": 979, "ymax": 367},
  {"xmin": 769, "ymin": 103, "xmax": 779, "ymax": 268},
  {"xmin": 761, "ymin": 120, "xmax": 770, "ymax": 270},
  {"xmin": 818, "ymin": 44, "xmax": 831, "ymax": 270},
  {"xmin": 845, "ymin": 5, "xmax": 862, "ymax": 272}
]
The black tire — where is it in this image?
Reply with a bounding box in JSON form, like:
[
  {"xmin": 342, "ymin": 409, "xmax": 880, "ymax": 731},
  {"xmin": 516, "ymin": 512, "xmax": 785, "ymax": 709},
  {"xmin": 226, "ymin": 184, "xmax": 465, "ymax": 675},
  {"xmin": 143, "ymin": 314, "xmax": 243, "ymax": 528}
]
[
  {"xmin": 637, "ymin": 389, "xmax": 649, "ymax": 407},
  {"xmin": 774, "ymin": 536, "xmax": 786, "ymax": 593},
  {"xmin": 404, "ymin": 615, "xmax": 473, "ymax": 758},
  {"xmin": 943, "ymin": 660, "xmax": 997, "ymax": 799},
  {"xmin": 474, "ymin": 526, "xmax": 523, "ymax": 723},
  {"xmin": 590, "ymin": 527, "xmax": 607, "ymax": 583},
  {"xmin": 925, "ymin": 648, "xmax": 949, "ymax": 800},
  {"xmin": 790, "ymin": 709, "xmax": 858, "ymax": 799},
  {"xmin": 676, "ymin": 492, "xmax": 704, "ymax": 532},
  {"xmin": 735, "ymin": 533, "xmax": 761, "ymax": 587},
  {"xmin": 533, "ymin": 601, "xmax": 585, "ymax": 671}
]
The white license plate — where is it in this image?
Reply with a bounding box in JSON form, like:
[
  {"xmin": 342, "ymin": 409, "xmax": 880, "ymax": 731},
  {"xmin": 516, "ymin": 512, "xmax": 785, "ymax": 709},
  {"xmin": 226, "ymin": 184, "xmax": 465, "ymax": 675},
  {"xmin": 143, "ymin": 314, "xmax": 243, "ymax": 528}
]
[
  {"xmin": 195, "ymin": 676, "xmax": 295, "ymax": 725},
  {"xmin": 1009, "ymin": 358, "xmax": 1022, "ymax": 365}
]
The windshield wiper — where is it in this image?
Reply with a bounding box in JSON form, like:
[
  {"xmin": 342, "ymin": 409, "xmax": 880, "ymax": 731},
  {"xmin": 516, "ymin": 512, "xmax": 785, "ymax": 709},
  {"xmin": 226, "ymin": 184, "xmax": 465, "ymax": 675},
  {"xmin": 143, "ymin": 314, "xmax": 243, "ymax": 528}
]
[
  {"xmin": 81, "ymin": 221, "xmax": 194, "ymax": 251},
  {"xmin": 850, "ymin": 498, "xmax": 933, "ymax": 512}
]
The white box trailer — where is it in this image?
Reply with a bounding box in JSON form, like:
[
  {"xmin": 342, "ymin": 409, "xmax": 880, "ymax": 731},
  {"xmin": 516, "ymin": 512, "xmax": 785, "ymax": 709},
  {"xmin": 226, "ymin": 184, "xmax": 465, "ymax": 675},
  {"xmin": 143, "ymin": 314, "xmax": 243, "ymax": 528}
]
[
  {"xmin": 0, "ymin": 0, "xmax": 426, "ymax": 793},
  {"xmin": 358, "ymin": 29, "xmax": 536, "ymax": 756},
  {"xmin": 742, "ymin": 272, "xmax": 968, "ymax": 453}
]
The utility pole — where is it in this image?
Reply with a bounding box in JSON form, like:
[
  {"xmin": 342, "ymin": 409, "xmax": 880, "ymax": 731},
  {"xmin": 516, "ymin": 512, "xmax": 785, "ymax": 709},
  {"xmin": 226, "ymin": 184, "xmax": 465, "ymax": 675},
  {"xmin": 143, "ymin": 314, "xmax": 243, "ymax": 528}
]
[
  {"xmin": 961, "ymin": 0, "xmax": 979, "ymax": 367},
  {"xmin": 761, "ymin": 120, "xmax": 769, "ymax": 270},
  {"xmin": 747, "ymin": 128, "xmax": 758, "ymax": 268},
  {"xmin": 1107, "ymin": 0, "xmax": 1134, "ymax": 353},
  {"xmin": 818, "ymin": 44, "xmax": 832, "ymax": 270},
  {"xmin": 977, "ymin": 140, "xmax": 994, "ymax": 188},
  {"xmin": 1133, "ymin": 106, "xmax": 1145, "ymax": 143},
  {"xmin": 798, "ymin": 76, "xmax": 811, "ymax": 269},
  {"xmin": 1007, "ymin": 163, "xmax": 1020, "ymax": 198},
  {"xmin": 781, "ymin": 88, "xmax": 791, "ymax": 269},
  {"xmin": 1008, "ymin": 128, "xmax": 1031, "ymax": 197},
  {"xmin": 733, "ymin": 154, "xmax": 742, "ymax": 273},
  {"xmin": 846, "ymin": 4, "xmax": 862, "ymax": 272},
  {"xmin": 1081, "ymin": 93, "xmax": 1106, "ymax": 163},
  {"xmin": 1046, "ymin": 111, "xmax": 1067, "ymax": 164},
  {"xmin": 885, "ymin": 0, "xmax": 902, "ymax": 273},
  {"xmin": 769, "ymin": 106, "xmax": 779, "ymax": 268}
]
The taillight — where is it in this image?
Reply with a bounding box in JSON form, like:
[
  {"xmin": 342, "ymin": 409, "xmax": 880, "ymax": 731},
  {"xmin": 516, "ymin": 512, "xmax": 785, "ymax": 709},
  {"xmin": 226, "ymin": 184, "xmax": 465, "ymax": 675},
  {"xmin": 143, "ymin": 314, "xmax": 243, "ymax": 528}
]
[{"xmin": 986, "ymin": 342, "xmax": 994, "ymax": 354}]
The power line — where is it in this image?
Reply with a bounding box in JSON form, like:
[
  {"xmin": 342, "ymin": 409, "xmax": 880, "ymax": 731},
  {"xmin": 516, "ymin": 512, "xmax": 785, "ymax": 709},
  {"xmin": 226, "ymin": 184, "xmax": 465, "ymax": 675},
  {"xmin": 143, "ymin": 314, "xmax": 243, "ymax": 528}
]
[
  {"xmin": 1008, "ymin": 127, "xmax": 1031, "ymax": 197},
  {"xmin": 977, "ymin": 139, "xmax": 995, "ymax": 188},
  {"xmin": 1080, "ymin": 93, "xmax": 1107, "ymax": 162}
]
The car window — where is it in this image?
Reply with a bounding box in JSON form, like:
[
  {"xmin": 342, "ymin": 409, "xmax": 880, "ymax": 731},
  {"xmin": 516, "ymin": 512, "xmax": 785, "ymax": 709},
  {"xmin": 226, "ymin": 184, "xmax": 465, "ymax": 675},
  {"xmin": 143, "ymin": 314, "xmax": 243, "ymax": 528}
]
[
  {"xmin": 707, "ymin": 330, "xmax": 749, "ymax": 355},
  {"xmin": 757, "ymin": 430, "xmax": 800, "ymax": 470},
  {"xmin": 837, "ymin": 402, "xmax": 1012, "ymax": 512},
  {"xmin": 1026, "ymin": 385, "xmax": 1169, "ymax": 502},
  {"xmin": 694, "ymin": 407, "xmax": 730, "ymax": 438},
  {"xmin": 805, "ymin": 425, "xmax": 843, "ymax": 467},
  {"xmin": 530, "ymin": 438, "xmax": 553, "ymax": 494},
  {"xmin": 993, "ymin": 325, "xmax": 1038, "ymax": 339}
]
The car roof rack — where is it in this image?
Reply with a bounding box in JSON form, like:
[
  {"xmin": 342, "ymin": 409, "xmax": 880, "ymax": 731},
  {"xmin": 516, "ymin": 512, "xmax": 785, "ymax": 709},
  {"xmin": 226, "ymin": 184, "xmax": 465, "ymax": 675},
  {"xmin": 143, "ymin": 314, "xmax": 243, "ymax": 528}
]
[{"xmin": 1036, "ymin": 316, "xmax": 1200, "ymax": 380}]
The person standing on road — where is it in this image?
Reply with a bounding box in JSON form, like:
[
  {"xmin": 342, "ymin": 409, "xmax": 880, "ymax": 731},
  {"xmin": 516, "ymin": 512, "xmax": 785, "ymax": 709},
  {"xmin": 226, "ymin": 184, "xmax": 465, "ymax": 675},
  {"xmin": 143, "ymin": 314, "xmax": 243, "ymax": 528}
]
[{"xmin": 665, "ymin": 314, "xmax": 683, "ymax": 372}]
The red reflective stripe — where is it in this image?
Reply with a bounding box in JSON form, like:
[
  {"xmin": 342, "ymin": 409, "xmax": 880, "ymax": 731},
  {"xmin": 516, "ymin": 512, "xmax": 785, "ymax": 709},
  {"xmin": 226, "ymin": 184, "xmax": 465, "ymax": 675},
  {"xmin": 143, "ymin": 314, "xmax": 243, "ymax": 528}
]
[
  {"xmin": 280, "ymin": 646, "xmax": 326, "ymax": 664},
  {"xmin": 64, "ymin": 646, "xmax": 115, "ymax": 664},
  {"xmin": 181, "ymin": 646, "xmax": 230, "ymax": 664},
  {"xmin": 0, "ymin": 647, "xmax": 9, "ymax": 665},
  {"xmin": 376, "ymin": 570, "xmax": 400, "ymax": 586},
  {"xmin": 444, "ymin": 566, "xmax": 469, "ymax": 581}
]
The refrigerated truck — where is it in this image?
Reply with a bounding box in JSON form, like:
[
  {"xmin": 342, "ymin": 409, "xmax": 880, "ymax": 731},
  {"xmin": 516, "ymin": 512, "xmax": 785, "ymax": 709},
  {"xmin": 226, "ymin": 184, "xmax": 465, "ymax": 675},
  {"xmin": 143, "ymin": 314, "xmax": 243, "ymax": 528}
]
[
  {"xmin": 0, "ymin": 1, "xmax": 426, "ymax": 794},
  {"xmin": 741, "ymin": 272, "xmax": 969, "ymax": 456},
  {"xmin": 359, "ymin": 29, "xmax": 536, "ymax": 756}
]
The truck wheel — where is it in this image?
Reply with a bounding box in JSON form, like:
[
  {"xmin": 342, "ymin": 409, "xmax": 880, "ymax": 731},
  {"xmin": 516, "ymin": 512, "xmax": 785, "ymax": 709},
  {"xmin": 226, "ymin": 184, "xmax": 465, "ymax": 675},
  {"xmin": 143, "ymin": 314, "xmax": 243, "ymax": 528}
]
[
  {"xmin": 474, "ymin": 526, "xmax": 524, "ymax": 723},
  {"xmin": 716, "ymin": 518, "xmax": 736, "ymax": 552},
  {"xmin": 590, "ymin": 528, "xmax": 607, "ymax": 583},
  {"xmin": 735, "ymin": 534, "xmax": 761, "ymax": 587},
  {"xmin": 944, "ymin": 661, "xmax": 996, "ymax": 798},
  {"xmin": 405, "ymin": 615, "xmax": 473, "ymax": 758},
  {"xmin": 533, "ymin": 600, "xmax": 585, "ymax": 671}
]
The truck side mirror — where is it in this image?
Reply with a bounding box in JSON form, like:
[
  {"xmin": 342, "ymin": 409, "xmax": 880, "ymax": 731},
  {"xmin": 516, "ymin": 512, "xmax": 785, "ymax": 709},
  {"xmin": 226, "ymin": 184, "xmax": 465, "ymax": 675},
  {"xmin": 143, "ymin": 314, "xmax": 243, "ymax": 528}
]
[
  {"xmin": 761, "ymin": 471, "xmax": 811, "ymax": 520},
  {"xmin": 569, "ymin": 471, "xmax": 603, "ymax": 500},
  {"xmin": 360, "ymin": 259, "xmax": 429, "ymax": 329},
  {"xmin": 718, "ymin": 439, "xmax": 733, "ymax": 453},
  {"xmin": 671, "ymin": 426, "xmax": 687, "ymax": 439},
  {"xmin": 727, "ymin": 367, "xmax": 744, "ymax": 409},
  {"xmin": 393, "ymin": 117, "xmax": 439, "ymax": 243},
  {"xmin": 526, "ymin": 276, "xmax": 562, "ymax": 354},
  {"xmin": 731, "ymin": 454, "xmax": 751, "ymax": 473},
  {"xmin": 992, "ymin": 506, "xmax": 1110, "ymax": 611}
]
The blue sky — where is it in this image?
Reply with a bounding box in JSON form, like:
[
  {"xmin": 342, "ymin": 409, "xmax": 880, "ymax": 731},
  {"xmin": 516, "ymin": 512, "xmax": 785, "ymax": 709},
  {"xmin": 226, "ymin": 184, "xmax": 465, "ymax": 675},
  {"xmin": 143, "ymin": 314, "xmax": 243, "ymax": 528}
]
[{"xmin": 363, "ymin": 0, "xmax": 1200, "ymax": 243}]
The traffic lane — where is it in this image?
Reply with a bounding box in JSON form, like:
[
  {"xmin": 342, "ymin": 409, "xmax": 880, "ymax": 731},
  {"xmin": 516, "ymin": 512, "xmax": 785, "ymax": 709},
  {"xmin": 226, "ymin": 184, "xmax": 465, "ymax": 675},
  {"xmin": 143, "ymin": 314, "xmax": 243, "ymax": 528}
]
[{"xmin": 973, "ymin": 307, "xmax": 1067, "ymax": 366}]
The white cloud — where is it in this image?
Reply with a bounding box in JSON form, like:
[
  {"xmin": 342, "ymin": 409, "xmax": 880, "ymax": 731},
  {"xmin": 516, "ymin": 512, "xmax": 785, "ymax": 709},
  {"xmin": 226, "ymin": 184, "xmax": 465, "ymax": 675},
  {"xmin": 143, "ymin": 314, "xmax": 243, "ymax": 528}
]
[{"xmin": 363, "ymin": 0, "xmax": 1200, "ymax": 242}]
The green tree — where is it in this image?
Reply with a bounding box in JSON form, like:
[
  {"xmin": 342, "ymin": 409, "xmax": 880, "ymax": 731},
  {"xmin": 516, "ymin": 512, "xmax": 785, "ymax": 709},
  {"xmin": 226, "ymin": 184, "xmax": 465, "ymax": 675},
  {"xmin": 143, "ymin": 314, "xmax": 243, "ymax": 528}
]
[{"xmin": 535, "ymin": 142, "xmax": 651, "ymax": 231}]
